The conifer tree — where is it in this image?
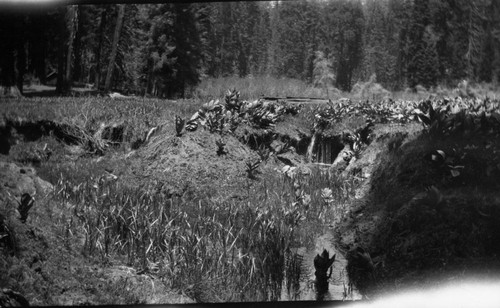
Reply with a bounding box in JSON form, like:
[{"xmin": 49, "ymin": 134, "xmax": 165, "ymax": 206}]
[
  {"xmin": 406, "ymin": 0, "xmax": 439, "ymax": 88},
  {"xmin": 104, "ymin": 4, "xmax": 125, "ymax": 92}
]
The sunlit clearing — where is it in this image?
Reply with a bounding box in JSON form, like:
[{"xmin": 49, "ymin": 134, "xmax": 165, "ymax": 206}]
[{"xmin": 344, "ymin": 280, "xmax": 500, "ymax": 308}]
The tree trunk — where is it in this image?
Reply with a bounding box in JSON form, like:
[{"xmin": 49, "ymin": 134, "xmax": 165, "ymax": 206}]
[
  {"xmin": 94, "ymin": 7, "xmax": 108, "ymax": 89},
  {"xmin": 104, "ymin": 4, "xmax": 125, "ymax": 92},
  {"xmin": 56, "ymin": 27, "xmax": 65, "ymax": 94},
  {"xmin": 65, "ymin": 6, "xmax": 78, "ymax": 88},
  {"xmin": 56, "ymin": 6, "xmax": 77, "ymax": 94},
  {"xmin": 73, "ymin": 6, "xmax": 82, "ymax": 82},
  {"xmin": 29, "ymin": 16, "xmax": 47, "ymax": 85},
  {"xmin": 0, "ymin": 49, "xmax": 16, "ymax": 90},
  {"xmin": 0, "ymin": 42, "xmax": 20, "ymax": 97},
  {"xmin": 15, "ymin": 17, "xmax": 26, "ymax": 95},
  {"xmin": 16, "ymin": 36, "xmax": 26, "ymax": 95},
  {"xmin": 0, "ymin": 13, "xmax": 24, "ymax": 97}
]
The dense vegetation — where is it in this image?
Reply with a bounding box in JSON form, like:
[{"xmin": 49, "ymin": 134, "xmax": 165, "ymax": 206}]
[
  {"xmin": 1, "ymin": 0, "xmax": 499, "ymax": 98},
  {"xmin": 1, "ymin": 0, "xmax": 500, "ymax": 304},
  {"xmin": 1, "ymin": 87, "xmax": 500, "ymax": 303}
]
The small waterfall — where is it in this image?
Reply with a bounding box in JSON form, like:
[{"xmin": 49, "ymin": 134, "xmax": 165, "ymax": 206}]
[
  {"xmin": 306, "ymin": 132, "xmax": 318, "ymax": 162},
  {"xmin": 306, "ymin": 133, "xmax": 345, "ymax": 164}
]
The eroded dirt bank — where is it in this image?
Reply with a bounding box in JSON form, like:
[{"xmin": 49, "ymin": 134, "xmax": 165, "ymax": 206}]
[
  {"xmin": 336, "ymin": 121, "xmax": 500, "ymax": 298},
  {"xmin": 1, "ymin": 95, "xmax": 500, "ymax": 304}
]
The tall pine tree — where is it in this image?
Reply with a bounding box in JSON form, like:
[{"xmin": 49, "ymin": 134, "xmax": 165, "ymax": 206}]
[{"xmin": 406, "ymin": 0, "xmax": 439, "ymax": 88}]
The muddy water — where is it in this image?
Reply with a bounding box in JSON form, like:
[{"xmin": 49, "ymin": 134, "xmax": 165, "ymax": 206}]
[{"xmin": 280, "ymin": 233, "xmax": 362, "ymax": 301}]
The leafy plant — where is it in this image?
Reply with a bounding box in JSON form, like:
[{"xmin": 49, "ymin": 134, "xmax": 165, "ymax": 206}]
[
  {"xmin": 204, "ymin": 112, "xmax": 225, "ymax": 133},
  {"xmin": 245, "ymin": 159, "xmax": 261, "ymax": 180},
  {"xmin": 175, "ymin": 115, "xmax": 185, "ymax": 136},
  {"xmin": 17, "ymin": 193, "xmax": 35, "ymax": 223},
  {"xmin": 224, "ymin": 89, "xmax": 242, "ymax": 111},
  {"xmin": 425, "ymin": 149, "xmax": 465, "ymax": 178},
  {"xmin": 216, "ymin": 139, "xmax": 227, "ymax": 156},
  {"xmin": 256, "ymin": 144, "xmax": 271, "ymax": 162}
]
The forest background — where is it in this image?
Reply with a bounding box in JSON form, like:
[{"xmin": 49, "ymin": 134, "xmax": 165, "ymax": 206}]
[{"xmin": 1, "ymin": 0, "xmax": 500, "ymax": 99}]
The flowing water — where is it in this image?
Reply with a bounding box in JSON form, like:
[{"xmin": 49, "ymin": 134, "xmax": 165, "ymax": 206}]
[{"xmin": 280, "ymin": 232, "xmax": 362, "ymax": 301}]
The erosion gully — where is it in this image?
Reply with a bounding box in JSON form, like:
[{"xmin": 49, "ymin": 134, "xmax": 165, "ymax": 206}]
[{"xmin": 278, "ymin": 136, "xmax": 361, "ymax": 301}]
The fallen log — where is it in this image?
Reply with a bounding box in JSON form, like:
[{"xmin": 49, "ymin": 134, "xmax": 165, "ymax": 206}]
[{"xmin": 262, "ymin": 96, "xmax": 330, "ymax": 103}]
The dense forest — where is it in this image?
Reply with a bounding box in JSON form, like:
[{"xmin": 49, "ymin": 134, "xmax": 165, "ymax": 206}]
[{"xmin": 1, "ymin": 0, "xmax": 500, "ymax": 98}]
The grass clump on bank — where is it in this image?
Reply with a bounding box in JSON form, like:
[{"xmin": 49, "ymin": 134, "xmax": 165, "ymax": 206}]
[{"xmin": 1, "ymin": 97, "xmax": 201, "ymax": 134}]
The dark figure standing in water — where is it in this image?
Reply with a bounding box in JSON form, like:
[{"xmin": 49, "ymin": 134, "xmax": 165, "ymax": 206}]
[{"xmin": 313, "ymin": 249, "xmax": 336, "ymax": 300}]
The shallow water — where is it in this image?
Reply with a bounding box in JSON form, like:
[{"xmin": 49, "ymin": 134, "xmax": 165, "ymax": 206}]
[{"xmin": 280, "ymin": 233, "xmax": 362, "ymax": 301}]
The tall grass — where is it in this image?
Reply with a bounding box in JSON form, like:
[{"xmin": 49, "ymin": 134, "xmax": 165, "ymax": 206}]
[
  {"xmin": 1, "ymin": 97, "xmax": 201, "ymax": 127},
  {"xmin": 192, "ymin": 76, "xmax": 499, "ymax": 103},
  {"xmin": 49, "ymin": 163, "xmax": 357, "ymax": 302},
  {"xmin": 192, "ymin": 76, "xmax": 338, "ymax": 101},
  {"xmin": 392, "ymin": 82, "xmax": 500, "ymax": 101}
]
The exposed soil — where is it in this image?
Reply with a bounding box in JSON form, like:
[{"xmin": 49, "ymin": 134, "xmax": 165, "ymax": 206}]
[
  {"xmin": 336, "ymin": 124, "xmax": 500, "ymax": 298},
  {"xmin": 1, "ymin": 97, "xmax": 500, "ymax": 304},
  {"xmin": 0, "ymin": 161, "xmax": 194, "ymax": 305},
  {"xmin": 0, "ymin": 101, "xmax": 319, "ymax": 304}
]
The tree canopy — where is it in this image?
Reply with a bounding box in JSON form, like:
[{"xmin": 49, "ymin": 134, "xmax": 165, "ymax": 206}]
[{"xmin": 1, "ymin": 0, "xmax": 499, "ymax": 98}]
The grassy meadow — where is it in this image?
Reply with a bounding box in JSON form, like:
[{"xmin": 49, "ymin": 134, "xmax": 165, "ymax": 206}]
[
  {"xmin": 191, "ymin": 75, "xmax": 500, "ymax": 102},
  {"xmin": 1, "ymin": 76, "xmax": 500, "ymax": 304}
]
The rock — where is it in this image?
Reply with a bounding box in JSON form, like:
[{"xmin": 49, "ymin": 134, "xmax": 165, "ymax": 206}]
[
  {"xmin": 276, "ymin": 152, "xmax": 303, "ymax": 166},
  {"xmin": 270, "ymin": 140, "xmax": 285, "ymax": 153},
  {"xmin": 330, "ymin": 145, "xmax": 352, "ymax": 170},
  {"xmin": 65, "ymin": 145, "xmax": 86, "ymax": 157},
  {"xmin": 0, "ymin": 162, "xmax": 53, "ymax": 198}
]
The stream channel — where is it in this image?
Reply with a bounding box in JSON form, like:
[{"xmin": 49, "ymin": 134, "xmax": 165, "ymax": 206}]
[{"xmin": 280, "ymin": 232, "xmax": 362, "ymax": 301}]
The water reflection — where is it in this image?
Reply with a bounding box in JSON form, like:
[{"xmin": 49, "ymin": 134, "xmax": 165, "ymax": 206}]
[
  {"xmin": 314, "ymin": 249, "xmax": 336, "ymax": 301},
  {"xmin": 280, "ymin": 233, "xmax": 362, "ymax": 301}
]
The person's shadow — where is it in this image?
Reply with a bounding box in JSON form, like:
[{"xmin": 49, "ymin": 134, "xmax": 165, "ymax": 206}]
[{"xmin": 313, "ymin": 249, "xmax": 336, "ymax": 301}]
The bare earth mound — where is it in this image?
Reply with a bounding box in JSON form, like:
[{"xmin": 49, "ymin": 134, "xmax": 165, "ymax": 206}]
[{"xmin": 125, "ymin": 129, "xmax": 262, "ymax": 198}]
